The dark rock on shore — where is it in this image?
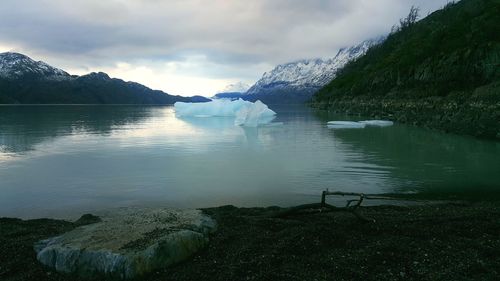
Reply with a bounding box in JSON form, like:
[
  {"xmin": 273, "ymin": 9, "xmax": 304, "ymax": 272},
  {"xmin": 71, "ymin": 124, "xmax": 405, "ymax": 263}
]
[{"xmin": 73, "ymin": 214, "xmax": 101, "ymax": 226}]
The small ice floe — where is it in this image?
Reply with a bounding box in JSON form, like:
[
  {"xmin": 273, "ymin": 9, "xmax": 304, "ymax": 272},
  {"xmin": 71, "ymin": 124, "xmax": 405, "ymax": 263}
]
[
  {"xmin": 359, "ymin": 120, "xmax": 394, "ymax": 127},
  {"xmin": 327, "ymin": 121, "xmax": 366, "ymax": 129},
  {"xmin": 327, "ymin": 120, "xmax": 394, "ymax": 129}
]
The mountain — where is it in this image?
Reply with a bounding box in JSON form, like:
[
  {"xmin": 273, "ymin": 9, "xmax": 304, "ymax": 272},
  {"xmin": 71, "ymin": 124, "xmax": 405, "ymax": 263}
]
[
  {"xmin": 243, "ymin": 38, "xmax": 384, "ymax": 103},
  {"xmin": 220, "ymin": 82, "xmax": 250, "ymax": 93},
  {"xmin": 212, "ymin": 82, "xmax": 250, "ymax": 100},
  {"xmin": 212, "ymin": 92, "xmax": 244, "ymax": 100},
  {"xmin": 313, "ymin": 0, "xmax": 500, "ymax": 139},
  {"xmin": 0, "ymin": 52, "xmax": 70, "ymax": 80},
  {"xmin": 0, "ymin": 52, "xmax": 209, "ymax": 104}
]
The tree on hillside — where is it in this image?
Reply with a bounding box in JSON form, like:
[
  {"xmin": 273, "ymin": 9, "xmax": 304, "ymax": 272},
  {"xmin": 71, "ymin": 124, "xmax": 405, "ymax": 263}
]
[{"xmin": 391, "ymin": 6, "xmax": 420, "ymax": 33}]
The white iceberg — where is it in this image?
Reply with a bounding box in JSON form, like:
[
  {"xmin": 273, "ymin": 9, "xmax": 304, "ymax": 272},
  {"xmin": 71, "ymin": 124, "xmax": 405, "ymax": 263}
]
[
  {"xmin": 359, "ymin": 120, "xmax": 394, "ymax": 127},
  {"xmin": 327, "ymin": 120, "xmax": 394, "ymax": 129},
  {"xmin": 174, "ymin": 99, "xmax": 276, "ymax": 127},
  {"xmin": 327, "ymin": 121, "xmax": 366, "ymax": 129},
  {"xmin": 234, "ymin": 100, "xmax": 277, "ymax": 127}
]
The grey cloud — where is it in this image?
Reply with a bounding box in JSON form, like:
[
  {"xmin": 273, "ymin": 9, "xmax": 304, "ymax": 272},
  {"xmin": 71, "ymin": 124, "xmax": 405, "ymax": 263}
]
[{"xmin": 0, "ymin": 0, "xmax": 452, "ymax": 80}]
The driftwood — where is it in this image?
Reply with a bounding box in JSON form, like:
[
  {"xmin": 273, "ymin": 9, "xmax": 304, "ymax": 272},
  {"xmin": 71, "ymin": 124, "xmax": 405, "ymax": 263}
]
[
  {"xmin": 268, "ymin": 202, "xmax": 372, "ymax": 222},
  {"xmin": 268, "ymin": 190, "xmax": 412, "ymax": 222}
]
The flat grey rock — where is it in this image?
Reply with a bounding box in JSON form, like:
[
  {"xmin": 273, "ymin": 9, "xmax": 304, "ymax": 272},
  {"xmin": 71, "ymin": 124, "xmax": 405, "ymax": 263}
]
[{"xmin": 34, "ymin": 208, "xmax": 216, "ymax": 279}]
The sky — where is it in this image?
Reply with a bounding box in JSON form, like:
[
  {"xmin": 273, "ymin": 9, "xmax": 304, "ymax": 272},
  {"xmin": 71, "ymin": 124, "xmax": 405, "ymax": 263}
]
[{"xmin": 0, "ymin": 0, "xmax": 452, "ymax": 97}]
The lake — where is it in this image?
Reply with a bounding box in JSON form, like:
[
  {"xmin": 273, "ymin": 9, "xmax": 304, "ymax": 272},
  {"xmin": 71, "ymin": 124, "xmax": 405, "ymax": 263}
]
[{"xmin": 1, "ymin": 105, "xmax": 499, "ymax": 219}]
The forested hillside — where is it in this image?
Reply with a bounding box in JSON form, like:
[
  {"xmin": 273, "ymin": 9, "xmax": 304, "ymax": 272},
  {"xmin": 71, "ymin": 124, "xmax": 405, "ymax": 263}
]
[{"xmin": 313, "ymin": 0, "xmax": 500, "ymax": 139}]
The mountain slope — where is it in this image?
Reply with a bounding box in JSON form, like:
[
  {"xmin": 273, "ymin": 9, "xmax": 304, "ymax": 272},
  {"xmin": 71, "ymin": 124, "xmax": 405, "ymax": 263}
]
[
  {"xmin": 313, "ymin": 0, "xmax": 500, "ymax": 139},
  {"xmin": 244, "ymin": 38, "xmax": 384, "ymax": 103},
  {"xmin": 0, "ymin": 52, "xmax": 70, "ymax": 80},
  {"xmin": 219, "ymin": 82, "xmax": 250, "ymax": 94},
  {"xmin": 212, "ymin": 82, "xmax": 250, "ymax": 100},
  {"xmin": 0, "ymin": 52, "xmax": 208, "ymax": 104}
]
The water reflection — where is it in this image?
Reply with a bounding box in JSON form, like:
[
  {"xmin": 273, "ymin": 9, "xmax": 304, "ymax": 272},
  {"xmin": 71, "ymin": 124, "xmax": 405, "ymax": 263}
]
[
  {"xmin": 314, "ymin": 110, "xmax": 500, "ymax": 199},
  {"xmin": 0, "ymin": 105, "xmax": 153, "ymax": 153},
  {"xmin": 178, "ymin": 115, "xmax": 281, "ymax": 150},
  {"xmin": 177, "ymin": 116, "xmax": 236, "ymax": 130},
  {"xmin": 0, "ymin": 105, "xmax": 499, "ymax": 219}
]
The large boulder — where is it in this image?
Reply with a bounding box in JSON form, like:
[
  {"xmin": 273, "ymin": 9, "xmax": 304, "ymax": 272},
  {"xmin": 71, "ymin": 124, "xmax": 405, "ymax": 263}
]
[{"xmin": 34, "ymin": 208, "xmax": 216, "ymax": 279}]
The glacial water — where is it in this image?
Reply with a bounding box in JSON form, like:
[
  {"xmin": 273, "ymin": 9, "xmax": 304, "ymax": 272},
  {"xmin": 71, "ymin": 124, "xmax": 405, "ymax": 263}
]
[{"xmin": 0, "ymin": 105, "xmax": 499, "ymax": 219}]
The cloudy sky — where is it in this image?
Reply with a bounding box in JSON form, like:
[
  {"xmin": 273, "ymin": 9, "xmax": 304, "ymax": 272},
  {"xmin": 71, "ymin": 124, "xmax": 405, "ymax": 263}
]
[{"xmin": 0, "ymin": 0, "xmax": 451, "ymax": 96}]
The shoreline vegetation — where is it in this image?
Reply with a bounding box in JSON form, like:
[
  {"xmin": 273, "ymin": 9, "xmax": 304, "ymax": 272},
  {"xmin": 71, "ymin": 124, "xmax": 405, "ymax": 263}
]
[{"xmin": 1, "ymin": 202, "xmax": 499, "ymax": 281}]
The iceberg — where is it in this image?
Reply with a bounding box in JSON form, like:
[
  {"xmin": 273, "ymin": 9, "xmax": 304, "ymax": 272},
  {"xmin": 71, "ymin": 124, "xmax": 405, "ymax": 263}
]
[
  {"xmin": 174, "ymin": 99, "xmax": 276, "ymax": 127},
  {"xmin": 327, "ymin": 120, "xmax": 394, "ymax": 129},
  {"xmin": 327, "ymin": 121, "xmax": 366, "ymax": 129},
  {"xmin": 234, "ymin": 100, "xmax": 276, "ymax": 127}
]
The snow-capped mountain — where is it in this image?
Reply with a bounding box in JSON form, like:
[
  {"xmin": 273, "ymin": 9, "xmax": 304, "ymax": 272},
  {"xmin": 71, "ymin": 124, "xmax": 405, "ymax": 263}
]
[
  {"xmin": 244, "ymin": 37, "xmax": 385, "ymax": 102},
  {"xmin": 212, "ymin": 81, "xmax": 251, "ymax": 100},
  {"xmin": 0, "ymin": 52, "xmax": 70, "ymax": 80},
  {"xmin": 219, "ymin": 82, "xmax": 250, "ymax": 94}
]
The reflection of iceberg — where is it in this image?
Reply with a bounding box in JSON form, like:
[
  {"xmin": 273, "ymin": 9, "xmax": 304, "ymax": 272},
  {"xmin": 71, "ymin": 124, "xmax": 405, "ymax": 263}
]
[
  {"xmin": 174, "ymin": 99, "xmax": 276, "ymax": 127},
  {"xmin": 359, "ymin": 120, "xmax": 394, "ymax": 127},
  {"xmin": 327, "ymin": 120, "xmax": 393, "ymax": 129},
  {"xmin": 177, "ymin": 116, "xmax": 236, "ymax": 130}
]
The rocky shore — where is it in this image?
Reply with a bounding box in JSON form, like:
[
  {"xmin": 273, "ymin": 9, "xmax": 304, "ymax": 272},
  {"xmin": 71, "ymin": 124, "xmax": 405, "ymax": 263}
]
[
  {"xmin": 1, "ymin": 202, "xmax": 499, "ymax": 281},
  {"xmin": 312, "ymin": 93, "xmax": 500, "ymax": 140}
]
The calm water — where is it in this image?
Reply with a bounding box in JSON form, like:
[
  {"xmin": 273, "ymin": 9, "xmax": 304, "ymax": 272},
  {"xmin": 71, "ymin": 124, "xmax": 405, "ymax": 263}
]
[{"xmin": 1, "ymin": 105, "xmax": 499, "ymax": 219}]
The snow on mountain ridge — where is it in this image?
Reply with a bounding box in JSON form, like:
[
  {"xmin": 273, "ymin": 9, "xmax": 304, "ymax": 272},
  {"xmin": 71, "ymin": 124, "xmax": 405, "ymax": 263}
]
[
  {"xmin": 0, "ymin": 52, "xmax": 70, "ymax": 80},
  {"xmin": 245, "ymin": 37, "xmax": 385, "ymax": 96},
  {"xmin": 219, "ymin": 81, "xmax": 250, "ymax": 93}
]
